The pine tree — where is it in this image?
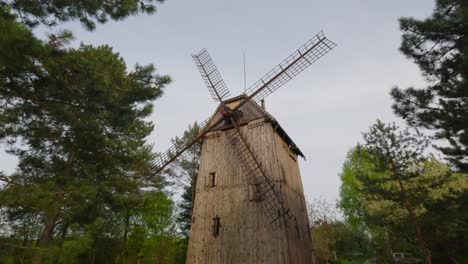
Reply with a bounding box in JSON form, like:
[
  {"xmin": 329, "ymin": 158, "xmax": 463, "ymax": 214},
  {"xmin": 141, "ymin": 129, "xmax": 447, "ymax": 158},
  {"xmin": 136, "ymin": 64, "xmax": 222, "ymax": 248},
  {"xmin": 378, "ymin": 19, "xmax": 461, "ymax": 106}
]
[
  {"xmin": 340, "ymin": 145, "xmax": 467, "ymax": 263},
  {"xmin": 0, "ymin": 1, "xmax": 172, "ymax": 262},
  {"xmin": 171, "ymin": 123, "xmax": 201, "ymax": 259},
  {"xmin": 0, "ymin": 8, "xmax": 170, "ymax": 262},
  {"xmin": 1, "ymin": 0, "xmax": 164, "ymax": 30},
  {"xmin": 363, "ymin": 120, "xmax": 432, "ymax": 264},
  {"xmin": 178, "ymin": 184, "xmax": 193, "ymax": 239},
  {"xmin": 390, "ymin": 0, "xmax": 468, "ymax": 171}
]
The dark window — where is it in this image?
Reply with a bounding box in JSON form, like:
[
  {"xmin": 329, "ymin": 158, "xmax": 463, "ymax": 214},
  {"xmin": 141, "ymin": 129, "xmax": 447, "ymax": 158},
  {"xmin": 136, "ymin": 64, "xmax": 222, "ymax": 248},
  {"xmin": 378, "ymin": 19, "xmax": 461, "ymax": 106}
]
[
  {"xmin": 212, "ymin": 215, "xmax": 220, "ymax": 237},
  {"xmin": 249, "ymin": 183, "xmax": 264, "ymax": 202},
  {"xmin": 254, "ymin": 183, "xmax": 262, "ymax": 202},
  {"xmin": 205, "ymin": 172, "xmax": 216, "ymax": 188},
  {"xmin": 209, "ymin": 172, "xmax": 216, "ymax": 187}
]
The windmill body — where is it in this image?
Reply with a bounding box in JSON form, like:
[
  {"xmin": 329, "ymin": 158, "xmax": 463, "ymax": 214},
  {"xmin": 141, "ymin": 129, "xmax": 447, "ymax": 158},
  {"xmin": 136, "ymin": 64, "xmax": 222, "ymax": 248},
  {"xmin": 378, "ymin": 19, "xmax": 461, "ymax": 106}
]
[
  {"xmin": 146, "ymin": 31, "xmax": 335, "ymax": 264},
  {"xmin": 187, "ymin": 96, "xmax": 312, "ymax": 264}
]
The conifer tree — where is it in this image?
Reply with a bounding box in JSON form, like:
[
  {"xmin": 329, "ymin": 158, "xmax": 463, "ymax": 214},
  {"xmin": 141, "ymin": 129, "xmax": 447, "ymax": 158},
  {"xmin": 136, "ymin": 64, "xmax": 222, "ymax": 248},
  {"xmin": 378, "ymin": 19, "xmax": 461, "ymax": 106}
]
[
  {"xmin": 0, "ymin": 3, "xmax": 170, "ymax": 261},
  {"xmin": 363, "ymin": 120, "xmax": 432, "ymax": 264},
  {"xmin": 1, "ymin": 0, "xmax": 164, "ymax": 30},
  {"xmin": 391, "ymin": 0, "xmax": 468, "ymax": 171},
  {"xmin": 172, "ymin": 123, "xmax": 201, "ymax": 239}
]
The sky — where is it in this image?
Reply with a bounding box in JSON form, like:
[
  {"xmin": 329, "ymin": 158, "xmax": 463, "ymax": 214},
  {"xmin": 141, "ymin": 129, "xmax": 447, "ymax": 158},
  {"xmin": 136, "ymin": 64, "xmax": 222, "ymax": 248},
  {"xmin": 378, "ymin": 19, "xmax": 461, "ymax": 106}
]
[{"xmin": 0, "ymin": 0, "xmax": 436, "ymax": 203}]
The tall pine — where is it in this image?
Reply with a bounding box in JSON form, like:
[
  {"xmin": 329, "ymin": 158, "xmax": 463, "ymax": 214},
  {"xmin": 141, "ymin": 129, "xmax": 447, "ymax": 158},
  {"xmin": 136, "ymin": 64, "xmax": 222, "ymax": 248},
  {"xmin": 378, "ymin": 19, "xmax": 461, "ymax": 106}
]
[
  {"xmin": 2, "ymin": 0, "xmax": 164, "ymax": 30},
  {"xmin": 363, "ymin": 120, "xmax": 432, "ymax": 264},
  {"xmin": 390, "ymin": 0, "xmax": 468, "ymax": 171},
  {"xmin": 172, "ymin": 123, "xmax": 201, "ymax": 238},
  {"xmin": 0, "ymin": 2, "xmax": 170, "ymax": 262}
]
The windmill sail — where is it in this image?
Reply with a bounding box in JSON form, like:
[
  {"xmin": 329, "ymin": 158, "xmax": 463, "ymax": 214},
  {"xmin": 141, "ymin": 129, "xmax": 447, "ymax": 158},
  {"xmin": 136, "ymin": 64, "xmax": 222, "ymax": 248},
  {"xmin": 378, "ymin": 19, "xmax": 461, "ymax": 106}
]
[
  {"xmin": 246, "ymin": 31, "xmax": 336, "ymax": 104},
  {"xmin": 149, "ymin": 32, "xmax": 336, "ymax": 182},
  {"xmin": 192, "ymin": 49, "xmax": 231, "ymax": 102},
  {"xmin": 147, "ymin": 117, "xmax": 211, "ymax": 180}
]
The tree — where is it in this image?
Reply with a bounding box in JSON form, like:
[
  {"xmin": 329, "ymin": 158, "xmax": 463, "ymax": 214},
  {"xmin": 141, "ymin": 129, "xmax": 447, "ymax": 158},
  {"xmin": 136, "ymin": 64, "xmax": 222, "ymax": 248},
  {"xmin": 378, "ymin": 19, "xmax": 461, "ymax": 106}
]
[
  {"xmin": 363, "ymin": 120, "xmax": 432, "ymax": 264},
  {"xmin": 172, "ymin": 123, "xmax": 201, "ymax": 239},
  {"xmin": 0, "ymin": 8, "xmax": 171, "ymax": 262},
  {"xmin": 308, "ymin": 198, "xmax": 372, "ymax": 264},
  {"xmin": 340, "ymin": 146, "xmax": 420, "ymax": 263},
  {"xmin": 2, "ymin": 0, "xmax": 164, "ymax": 30},
  {"xmin": 415, "ymin": 159, "xmax": 467, "ymax": 264},
  {"xmin": 131, "ymin": 190, "xmax": 179, "ymax": 263},
  {"xmin": 390, "ymin": 0, "xmax": 468, "ymax": 172},
  {"xmin": 0, "ymin": 1, "xmax": 175, "ymax": 262},
  {"xmin": 339, "ymin": 142, "xmax": 467, "ymax": 263},
  {"xmin": 308, "ymin": 198, "xmax": 340, "ymax": 264}
]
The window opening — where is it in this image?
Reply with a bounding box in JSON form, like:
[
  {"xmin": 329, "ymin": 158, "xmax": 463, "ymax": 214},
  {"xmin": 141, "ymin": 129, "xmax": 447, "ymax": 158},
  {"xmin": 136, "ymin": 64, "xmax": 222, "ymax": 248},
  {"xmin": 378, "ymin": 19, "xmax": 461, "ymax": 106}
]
[
  {"xmin": 205, "ymin": 172, "xmax": 216, "ymax": 188},
  {"xmin": 209, "ymin": 172, "xmax": 216, "ymax": 187},
  {"xmin": 254, "ymin": 183, "xmax": 262, "ymax": 202},
  {"xmin": 212, "ymin": 215, "xmax": 220, "ymax": 237}
]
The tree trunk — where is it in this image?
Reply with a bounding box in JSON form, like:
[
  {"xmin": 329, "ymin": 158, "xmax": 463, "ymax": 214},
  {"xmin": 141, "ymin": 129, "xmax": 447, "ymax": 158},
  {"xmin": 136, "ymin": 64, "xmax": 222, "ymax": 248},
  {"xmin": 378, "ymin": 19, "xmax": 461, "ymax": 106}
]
[
  {"xmin": 120, "ymin": 213, "xmax": 130, "ymax": 264},
  {"xmin": 384, "ymin": 226, "xmax": 395, "ymax": 264},
  {"xmin": 34, "ymin": 150, "xmax": 73, "ymax": 263},
  {"xmin": 392, "ymin": 166, "xmax": 432, "ymax": 264},
  {"xmin": 33, "ymin": 214, "xmax": 57, "ymax": 264},
  {"xmin": 38, "ymin": 214, "xmax": 57, "ymax": 246}
]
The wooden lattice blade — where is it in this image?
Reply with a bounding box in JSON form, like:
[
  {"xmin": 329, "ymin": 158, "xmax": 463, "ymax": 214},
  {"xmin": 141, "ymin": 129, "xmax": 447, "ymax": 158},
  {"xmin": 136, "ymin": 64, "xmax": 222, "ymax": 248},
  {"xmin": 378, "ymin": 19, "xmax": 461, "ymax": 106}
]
[
  {"xmin": 192, "ymin": 49, "xmax": 231, "ymax": 102},
  {"xmin": 146, "ymin": 117, "xmax": 212, "ymax": 181},
  {"xmin": 246, "ymin": 31, "xmax": 336, "ymax": 104}
]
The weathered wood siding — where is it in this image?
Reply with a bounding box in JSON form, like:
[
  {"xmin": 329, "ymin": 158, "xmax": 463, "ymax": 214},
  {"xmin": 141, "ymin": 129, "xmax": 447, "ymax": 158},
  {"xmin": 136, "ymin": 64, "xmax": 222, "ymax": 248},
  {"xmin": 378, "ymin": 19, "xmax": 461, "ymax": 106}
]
[{"xmin": 186, "ymin": 117, "xmax": 313, "ymax": 264}]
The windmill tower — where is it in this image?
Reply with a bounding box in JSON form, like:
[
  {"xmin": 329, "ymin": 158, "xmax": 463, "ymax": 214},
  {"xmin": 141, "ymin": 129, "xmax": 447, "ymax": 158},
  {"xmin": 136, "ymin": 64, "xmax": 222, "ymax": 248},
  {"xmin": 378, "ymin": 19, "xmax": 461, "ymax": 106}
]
[{"xmin": 149, "ymin": 31, "xmax": 336, "ymax": 264}]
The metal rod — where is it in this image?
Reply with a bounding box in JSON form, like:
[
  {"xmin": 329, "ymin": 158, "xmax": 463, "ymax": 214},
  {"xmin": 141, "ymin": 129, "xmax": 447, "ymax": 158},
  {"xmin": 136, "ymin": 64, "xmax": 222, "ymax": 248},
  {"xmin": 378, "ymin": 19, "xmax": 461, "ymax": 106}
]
[{"xmin": 243, "ymin": 51, "xmax": 246, "ymax": 93}]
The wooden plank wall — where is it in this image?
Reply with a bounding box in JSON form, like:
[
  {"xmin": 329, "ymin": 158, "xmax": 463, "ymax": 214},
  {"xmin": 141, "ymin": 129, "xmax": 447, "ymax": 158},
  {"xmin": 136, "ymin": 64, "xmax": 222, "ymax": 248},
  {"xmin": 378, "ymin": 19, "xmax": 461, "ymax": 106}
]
[{"xmin": 186, "ymin": 118, "xmax": 313, "ymax": 264}]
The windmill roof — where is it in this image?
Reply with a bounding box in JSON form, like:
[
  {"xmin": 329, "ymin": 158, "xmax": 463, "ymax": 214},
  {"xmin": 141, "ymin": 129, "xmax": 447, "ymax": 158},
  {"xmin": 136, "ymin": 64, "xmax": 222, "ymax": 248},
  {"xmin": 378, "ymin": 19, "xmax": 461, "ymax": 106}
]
[{"xmin": 206, "ymin": 94, "xmax": 305, "ymax": 159}]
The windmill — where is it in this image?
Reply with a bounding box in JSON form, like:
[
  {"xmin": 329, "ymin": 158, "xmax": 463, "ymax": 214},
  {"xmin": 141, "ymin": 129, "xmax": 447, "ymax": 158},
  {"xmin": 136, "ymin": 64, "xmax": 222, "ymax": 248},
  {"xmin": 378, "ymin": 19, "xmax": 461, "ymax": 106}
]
[{"xmin": 150, "ymin": 31, "xmax": 336, "ymax": 263}]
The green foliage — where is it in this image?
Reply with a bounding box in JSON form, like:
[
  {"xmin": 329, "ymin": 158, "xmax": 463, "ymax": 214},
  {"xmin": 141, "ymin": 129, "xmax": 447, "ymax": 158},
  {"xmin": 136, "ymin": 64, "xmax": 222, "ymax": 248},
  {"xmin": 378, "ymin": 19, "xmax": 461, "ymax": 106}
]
[
  {"xmin": 1, "ymin": 0, "xmax": 165, "ymax": 30},
  {"xmin": 141, "ymin": 191, "xmax": 175, "ymax": 237},
  {"xmin": 339, "ymin": 144, "xmax": 467, "ymax": 263},
  {"xmin": 57, "ymin": 233, "xmax": 93, "ymax": 264},
  {"xmin": 178, "ymin": 184, "xmax": 193, "ymax": 239},
  {"xmin": 339, "ymin": 1, "xmax": 468, "ymax": 263},
  {"xmin": 0, "ymin": 29, "xmax": 170, "ymax": 240},
  {"xmin": 390, "ymin": 0, "xmax": 468, "ymax": 172},
  {"xmin": 172, "ymin": 123, "xmax": 201, "ymax": 240},
  {"xmin": 0, "ymin": 2, "xmax": 190, "ymax": 263},
  {"xmin": 308, "ymin": 199, "xmax": 373, "ymax": 264},
  {"xmin": 339, "ymin": 146, "xmax": 376, "ymax": 229},
  {"xmin": 121, "ymin": 190, "xmax": 183, "ymax": 263}
]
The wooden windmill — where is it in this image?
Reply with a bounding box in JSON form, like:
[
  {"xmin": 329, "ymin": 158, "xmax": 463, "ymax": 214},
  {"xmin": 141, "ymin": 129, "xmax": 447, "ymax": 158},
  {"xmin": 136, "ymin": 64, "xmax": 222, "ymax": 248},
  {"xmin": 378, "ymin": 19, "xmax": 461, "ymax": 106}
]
[{"xmin": 150, "ymin": 31, "xmax": 336, "ymax": 264}]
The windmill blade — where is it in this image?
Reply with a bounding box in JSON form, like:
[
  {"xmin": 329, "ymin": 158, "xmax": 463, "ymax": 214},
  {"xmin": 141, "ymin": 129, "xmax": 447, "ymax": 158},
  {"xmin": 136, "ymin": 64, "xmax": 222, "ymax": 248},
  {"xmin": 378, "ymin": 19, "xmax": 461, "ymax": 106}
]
[
  {"xmin": 147, "ymin": 107, "xmax": 228, "ymax": 181},
  {"xmin": 146, "ymin": 117, "xmax": 211, "ymax": 182},
  {"xmin": 246, "ymin": 31, "xmax": 336, "ymax": 104},
  {"xmin": 225, "ymin": 118, "xmax": 290, "ymax": 230},
  {"xmin": 192, "ymin": 49, "xmax": 231, "ymax": 102}
]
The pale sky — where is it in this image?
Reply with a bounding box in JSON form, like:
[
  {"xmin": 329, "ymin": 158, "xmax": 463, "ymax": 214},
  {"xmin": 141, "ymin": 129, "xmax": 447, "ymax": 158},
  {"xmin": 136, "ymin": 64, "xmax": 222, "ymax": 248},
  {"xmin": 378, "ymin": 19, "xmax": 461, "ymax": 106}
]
[{"xmin": 1, "ymin": 0, "xmax": 435, "ymax": 203}]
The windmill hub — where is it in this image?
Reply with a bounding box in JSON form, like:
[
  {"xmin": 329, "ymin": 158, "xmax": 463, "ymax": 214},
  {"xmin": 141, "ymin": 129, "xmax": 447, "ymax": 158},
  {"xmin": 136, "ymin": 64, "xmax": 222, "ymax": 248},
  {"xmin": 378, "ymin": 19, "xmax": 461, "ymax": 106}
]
[
  {"xmin": 219, "ymin": 104, "xmax": 233, "ymax": 118},
  {"xmin": 219, "ymin": 104, "xmax": 243, "ymax": 124}
]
